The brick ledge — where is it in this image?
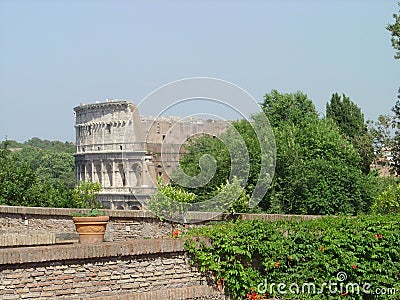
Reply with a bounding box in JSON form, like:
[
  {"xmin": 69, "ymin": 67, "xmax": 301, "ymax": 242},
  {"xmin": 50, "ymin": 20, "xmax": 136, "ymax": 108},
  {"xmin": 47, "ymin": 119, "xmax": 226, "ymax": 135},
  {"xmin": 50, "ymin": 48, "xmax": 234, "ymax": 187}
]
[
  {"xmin": 89, "ymin": 285, "xmax": 227, "ymax": 300},
  {"xmin": 0, "ymin": 238, "xmax": 184, "ymax": 265}
]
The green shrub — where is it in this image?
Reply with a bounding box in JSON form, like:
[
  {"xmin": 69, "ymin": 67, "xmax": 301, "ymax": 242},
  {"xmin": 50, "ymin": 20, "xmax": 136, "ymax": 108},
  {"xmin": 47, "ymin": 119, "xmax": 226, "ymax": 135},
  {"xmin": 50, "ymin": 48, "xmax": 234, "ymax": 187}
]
[
  {"xmin": 73, "ymin": 180, "xmax": 102, "ymax": 209},
  {"xmin": 146, "ymin": 178, "xmax": 197, "ymax": 222},
  {"xmin": 184, "ymin": 215, "xmax": 400, "ymax": 299},
  {"xmin": 372, "ymin": 184, "xmax": 400, "ymax": 214}
]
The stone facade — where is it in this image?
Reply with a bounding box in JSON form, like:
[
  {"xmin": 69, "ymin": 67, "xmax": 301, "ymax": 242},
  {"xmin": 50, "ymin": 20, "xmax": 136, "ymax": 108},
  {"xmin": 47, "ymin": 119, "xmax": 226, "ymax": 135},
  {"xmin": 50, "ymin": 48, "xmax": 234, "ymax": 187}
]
[
  {"xmin": 73, "ymin": 100, "xmax": 227, "ymax": 210},
  {"xmin": 74, "ymin": 101, "xmax": 156, "ymax": 210},
  {"xmin": 142, "ymin": 116, "xmax": 228, "ymax": 183}
]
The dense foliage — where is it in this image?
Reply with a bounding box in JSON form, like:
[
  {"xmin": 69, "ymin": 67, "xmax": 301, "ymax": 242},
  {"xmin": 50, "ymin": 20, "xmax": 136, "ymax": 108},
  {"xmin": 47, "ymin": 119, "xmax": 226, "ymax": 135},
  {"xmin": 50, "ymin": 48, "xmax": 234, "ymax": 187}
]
[
  {"xmin": 326, "ymin": 93, "xmax": 374, "ymax": 174},
  {"xmin": 147, "ymin": 178, "xmax": 197, "ymax": 222},
  {"xmin": 264, "ymin": 91, "xmax": 377, "ymax": 214},
  {"xmin": 386, "ymin": 2, "xmax": 400, "ymax": 60},
  {"xmin": 177, "ymin": 90, "xmax": 379, "ymax": 215},
  {"xmin": 174, "ymin": 134, "xmax": 231, "ymax": 201},
  {"xmin": 7, "ymin": 137, "xmax": 75, "ymax": 153},
  {"xmin": 372, "ymin": 184, "xmax": 400, "ymax": 214},
  {"xmin": 184, "ymin": 216, "xmax": 400, "ymax": 299},
  {"xmin": 0, "ymin": 139, "xmax": 77, "ymax": 208},
  {"xmin": 14, "ymin": 146, "xmax": 75, "ymax": 189},
  {"xmin": 261, "ymin": 90, "xmax": 318, "ymax": 127},
  {"xmin": 175, "ymin": 116, "xmax": 271, "ymax": 210},
  {"xmin": 149, "ymin": 176, "xmax": 250, "ymax": 222},
  {"xmin": 268, "ymin": 118, "xmax": 376, "ymax": 214}
]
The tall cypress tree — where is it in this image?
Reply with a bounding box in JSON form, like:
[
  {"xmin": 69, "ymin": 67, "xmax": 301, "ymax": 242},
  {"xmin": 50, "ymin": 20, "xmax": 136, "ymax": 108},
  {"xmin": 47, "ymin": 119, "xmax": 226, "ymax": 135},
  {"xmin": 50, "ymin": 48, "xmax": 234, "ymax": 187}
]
[
  {"xmin": 391, "ymin": 90, "xmax": 400, "ymax": 175},
  {"xmin": 326, "ymin": 93, "xmax": 374, "ymax": 174},
  {"xmin": 388, "ymin": 3, "xmax": 400, "ymax": 175}
]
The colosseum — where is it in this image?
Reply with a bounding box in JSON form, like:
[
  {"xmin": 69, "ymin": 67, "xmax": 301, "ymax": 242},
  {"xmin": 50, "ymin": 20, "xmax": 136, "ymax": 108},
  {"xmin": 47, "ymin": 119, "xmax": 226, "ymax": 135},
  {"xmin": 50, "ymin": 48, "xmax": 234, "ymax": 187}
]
[{"xmin": 73, "ymin": 99, "xmax": 227, "ymax": 210}]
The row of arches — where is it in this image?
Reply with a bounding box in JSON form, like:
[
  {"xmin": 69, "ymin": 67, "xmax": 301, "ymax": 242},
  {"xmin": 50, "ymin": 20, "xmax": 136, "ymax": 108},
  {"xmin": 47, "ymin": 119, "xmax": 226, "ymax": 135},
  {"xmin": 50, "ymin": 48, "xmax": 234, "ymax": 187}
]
[{"xmin": 76, "ymin": 160, "xmax": 143, "ymax": 188}]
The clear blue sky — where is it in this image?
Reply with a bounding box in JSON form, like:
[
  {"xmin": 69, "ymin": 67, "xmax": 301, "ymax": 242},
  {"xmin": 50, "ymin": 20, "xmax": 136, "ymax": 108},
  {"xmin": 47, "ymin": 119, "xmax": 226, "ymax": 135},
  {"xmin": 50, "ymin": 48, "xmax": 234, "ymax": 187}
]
[{"xmin": 0, "ymin": 0, "xmax": 399, "ymax": 142}]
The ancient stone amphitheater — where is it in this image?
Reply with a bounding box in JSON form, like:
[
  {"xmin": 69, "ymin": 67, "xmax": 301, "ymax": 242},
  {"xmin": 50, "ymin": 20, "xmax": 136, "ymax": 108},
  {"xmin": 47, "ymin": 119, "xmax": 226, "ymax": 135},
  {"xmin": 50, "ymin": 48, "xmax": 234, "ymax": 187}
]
[{"xmin": 73, "ymin": 100, "xmax": 227, "ymax": 210}]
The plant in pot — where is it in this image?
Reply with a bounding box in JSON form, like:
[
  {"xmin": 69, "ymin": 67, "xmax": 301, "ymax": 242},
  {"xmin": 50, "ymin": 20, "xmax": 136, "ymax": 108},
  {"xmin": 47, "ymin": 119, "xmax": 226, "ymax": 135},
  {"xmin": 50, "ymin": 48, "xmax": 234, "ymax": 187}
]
[{"xmin": 71, "ymin": 181, "xmax": 109, "ymax": 244}]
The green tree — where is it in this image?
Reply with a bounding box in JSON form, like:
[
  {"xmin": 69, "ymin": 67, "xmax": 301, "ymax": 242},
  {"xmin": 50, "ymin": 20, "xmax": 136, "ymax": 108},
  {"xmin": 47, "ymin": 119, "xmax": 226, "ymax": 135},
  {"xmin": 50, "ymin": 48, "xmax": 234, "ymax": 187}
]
[
  {"xmin": 0, "ymin": 141, "xmax": 39, "ymax": 206},
  {"xmin": 326, "ymin": 93, "xmax": 374, "ymax": 173},
  {"xmin": 12, "ymin": 146, "xmax": 75, "ymax": 188},
  {"xmin": 387, "ymin": 3, "xmax": 400, "ymax": 175},
  {"xmin": 387, "ymin": 2, "xmax": 400, "ymax": 59},
  {"xmin": 175, "ymin": 113, "xmax": 274, "ymax": 212},
  {"xmin": 36, "ymin": 152, "xmax": 75, "ymax": 188},
  {"xmin": 367, "ymin": 115, "xmax": 394, "ymax": 159},
  {"xmin": 211, "ymin": 176, "xmax": 250, "ymax": 213},
  {"xmin": 261, "ymin": 89, "xmax": 318, "ymax": 128},
  {"xmin": 178, "ymin": 90, "xmax": 377, "ymax": 215},
  {"xmin": 174, "ymin": 134, "xmax": 231, "ymax": 201},
  {"xmin": 0, "ymin": 141, "xmax": 75, "ymax": 208},
  {"xmin": 261, "ymin": 90, "xmax": 374, "ymax": 214},
  {"xmin": 23, "ymin": 137, "xmax": 75, "ymax": 153},
  {"xmin": 268, "ymin": 118, "xmax": 374, "ymax": 215},
  {"xmin": 3, "ymin": 140, "xmax": 23, "ymax": 148}
]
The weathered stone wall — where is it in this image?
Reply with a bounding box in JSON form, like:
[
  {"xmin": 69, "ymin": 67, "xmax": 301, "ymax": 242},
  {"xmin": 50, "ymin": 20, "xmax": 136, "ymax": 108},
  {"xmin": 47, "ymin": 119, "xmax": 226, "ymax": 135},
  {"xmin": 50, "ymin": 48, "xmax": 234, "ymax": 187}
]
[
  {"xmin": 0, "ymin": 205, "xmax": 321, "ymax": 299},
  {"xmin": 142, "ymin": 116, "xmax": 228, "ymax": 182},
  {"xmin": 0, "ymin": 205, "xmax": 320, "ymax": 242},
  {"xmin": 0, "ymin": 239, "xmax": 223, "ymax": 299},
  {"xmin": 0, "ymin": 206, "xmax": 185, "ymax": 242}
]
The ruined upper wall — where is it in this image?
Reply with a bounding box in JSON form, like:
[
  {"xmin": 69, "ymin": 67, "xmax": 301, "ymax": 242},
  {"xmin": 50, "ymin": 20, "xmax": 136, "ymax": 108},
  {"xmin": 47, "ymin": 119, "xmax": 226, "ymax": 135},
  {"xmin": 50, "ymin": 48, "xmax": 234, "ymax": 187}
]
[{"xmin": 141, "ymin": 116, "xmax": 228, "ymax": 145}]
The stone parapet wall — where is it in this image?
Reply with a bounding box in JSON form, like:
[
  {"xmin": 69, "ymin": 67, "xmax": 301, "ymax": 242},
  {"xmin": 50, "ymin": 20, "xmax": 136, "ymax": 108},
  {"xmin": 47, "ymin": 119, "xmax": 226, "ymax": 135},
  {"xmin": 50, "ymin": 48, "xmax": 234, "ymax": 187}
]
[
  {"xmin": 0, "ymin": 239, "xmax": 222, "ymax": 299},
  {"xmin": 0, "ymin": 205, "xmax": 321, "ymax": 299},
  {"xmin": 0, "ymin": 205, "xmax": 320, "ymax": 242}
]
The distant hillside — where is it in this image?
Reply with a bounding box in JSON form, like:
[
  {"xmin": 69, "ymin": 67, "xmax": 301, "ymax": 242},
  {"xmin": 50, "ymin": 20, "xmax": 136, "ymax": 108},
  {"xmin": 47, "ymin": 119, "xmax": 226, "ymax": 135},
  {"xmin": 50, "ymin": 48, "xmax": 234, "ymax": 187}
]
[{"xmin": 5, "ymin": 137, "xmax": 75, "ymax": 154}]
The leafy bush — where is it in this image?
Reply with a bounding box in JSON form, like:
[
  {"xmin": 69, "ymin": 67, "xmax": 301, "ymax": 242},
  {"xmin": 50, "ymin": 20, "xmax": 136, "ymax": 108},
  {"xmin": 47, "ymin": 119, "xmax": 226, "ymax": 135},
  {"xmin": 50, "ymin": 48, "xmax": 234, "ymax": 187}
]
[
  {"xmin": 372, "ymin": 184, "xmax": 400, "ymax": 214},
  {"xmin": 184, "ymin": 215, "xmax": 400, "ymax": 299},
  {"xmin": 146, "ymin": 178, "xmax": 197, "ymax": 222},
  {"xmin": 212, "ymin": 177, "xmax": 250, "ymax": 214},
  {"xmin": 148, "ymin": 177, "xmax": 251, "ymax": 222},
  {"xmin": 72, "ymin": 181, "xmax": 102, "ymax": 212}
]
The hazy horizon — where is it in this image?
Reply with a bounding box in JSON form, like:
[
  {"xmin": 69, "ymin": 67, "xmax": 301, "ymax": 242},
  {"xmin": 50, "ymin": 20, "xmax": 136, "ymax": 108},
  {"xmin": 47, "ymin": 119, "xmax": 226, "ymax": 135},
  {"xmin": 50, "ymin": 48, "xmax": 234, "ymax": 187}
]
[{"xmin": 1, "ymin": 1, "xmax": 399, "ymax": 142}]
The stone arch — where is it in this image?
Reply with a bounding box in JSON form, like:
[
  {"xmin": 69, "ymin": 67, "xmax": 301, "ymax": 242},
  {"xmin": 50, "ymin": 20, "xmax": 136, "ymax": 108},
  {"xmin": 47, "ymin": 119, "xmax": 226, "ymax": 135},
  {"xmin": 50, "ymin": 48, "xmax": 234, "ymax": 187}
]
[
  {"xmin": 118, "ymin": 163, "xmax": 126, "ymax": 187},
  {"xmin": 86, "ymin": 163, "xmax": 92, "ymax": 182},
  {"xmin": 95, "ymin": 162, "xmax": 102, "ymax": 185},
  {"xmin": 130, "ymin": 163, "xmax": 142, "ymax": 187},
  {"xmin": 106, "ymin": 162, "xmax": 113, "ymax": 187}
]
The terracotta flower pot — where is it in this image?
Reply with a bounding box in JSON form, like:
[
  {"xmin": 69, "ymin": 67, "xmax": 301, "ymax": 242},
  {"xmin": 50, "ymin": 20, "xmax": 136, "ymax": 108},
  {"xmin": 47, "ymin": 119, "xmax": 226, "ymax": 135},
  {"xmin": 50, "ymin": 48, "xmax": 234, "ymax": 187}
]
[{"xmin": 72, "ymin": 216, "xmax": 109, "ymax": 244}]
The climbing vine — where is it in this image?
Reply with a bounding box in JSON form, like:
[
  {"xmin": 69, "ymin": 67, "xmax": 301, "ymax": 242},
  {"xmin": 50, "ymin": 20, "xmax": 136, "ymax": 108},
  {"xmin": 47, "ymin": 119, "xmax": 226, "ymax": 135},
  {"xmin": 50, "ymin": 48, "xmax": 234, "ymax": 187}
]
[{"xmin": 184, "ymin": 215, "xmax": 400, "ymax": 299}]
